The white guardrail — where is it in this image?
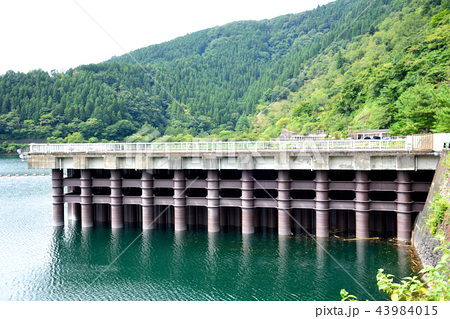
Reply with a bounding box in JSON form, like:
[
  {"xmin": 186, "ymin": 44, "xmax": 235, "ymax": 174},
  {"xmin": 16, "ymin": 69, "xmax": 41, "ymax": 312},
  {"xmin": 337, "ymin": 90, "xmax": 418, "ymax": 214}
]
[{"xmin": 28, "ymin": 139, "xmax": 409, "ymax": 154}]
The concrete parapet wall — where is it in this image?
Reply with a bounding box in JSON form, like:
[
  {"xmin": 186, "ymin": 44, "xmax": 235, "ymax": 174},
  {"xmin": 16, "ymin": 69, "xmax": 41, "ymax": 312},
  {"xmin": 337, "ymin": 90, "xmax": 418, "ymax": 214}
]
[{"xmin": 28, "ymin": 150, "xmax": 440, "ymax": 171}]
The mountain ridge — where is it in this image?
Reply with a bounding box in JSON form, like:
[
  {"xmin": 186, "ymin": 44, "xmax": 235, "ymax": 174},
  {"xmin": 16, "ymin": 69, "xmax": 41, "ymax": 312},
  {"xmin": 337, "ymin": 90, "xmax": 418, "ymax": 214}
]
[{"xmin": 1, "ymin": 0, "xmax": 449, "ymax": 146}]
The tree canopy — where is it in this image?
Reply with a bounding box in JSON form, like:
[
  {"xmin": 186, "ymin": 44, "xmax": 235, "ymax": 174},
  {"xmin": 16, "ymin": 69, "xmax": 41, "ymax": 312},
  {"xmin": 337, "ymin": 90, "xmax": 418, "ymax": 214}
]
[{"xmin": 1, "ymin": 0, "xmax": 449, "ymax": 143}]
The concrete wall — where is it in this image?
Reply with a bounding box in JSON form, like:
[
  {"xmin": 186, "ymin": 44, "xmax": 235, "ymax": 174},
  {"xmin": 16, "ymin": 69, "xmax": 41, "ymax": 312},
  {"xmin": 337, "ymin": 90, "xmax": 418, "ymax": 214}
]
[
  {"xmin": 412, "ymin": 149, "xmax": 449, "ymax": 266},
  {"xmin": 28, "ymin": 150, "xmax": 441, "ymax": 171}
]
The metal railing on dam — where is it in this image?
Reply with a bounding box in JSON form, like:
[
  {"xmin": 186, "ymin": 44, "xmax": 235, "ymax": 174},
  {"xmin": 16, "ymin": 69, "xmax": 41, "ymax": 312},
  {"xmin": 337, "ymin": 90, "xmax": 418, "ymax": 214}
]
[{"xmin": 28, "ymin": 139, "xmax": 409, "ymax": 154}]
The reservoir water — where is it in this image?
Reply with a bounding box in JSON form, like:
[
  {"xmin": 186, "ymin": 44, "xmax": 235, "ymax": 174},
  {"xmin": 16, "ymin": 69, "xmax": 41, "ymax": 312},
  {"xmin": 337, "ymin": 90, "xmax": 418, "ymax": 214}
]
[{"xmin": 0, "ymin": 155, "xmax": 421, "ymax": 301}]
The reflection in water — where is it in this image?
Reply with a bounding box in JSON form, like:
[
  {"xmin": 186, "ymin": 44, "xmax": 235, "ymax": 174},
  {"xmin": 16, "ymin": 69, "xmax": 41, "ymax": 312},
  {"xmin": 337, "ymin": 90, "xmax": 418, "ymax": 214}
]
[
  {"xmin": 236, "ymin": 234, "xmax": 252, "ymax": 299},
  {"xmin": 275, "ymin": 236, "xmax": 289, "ymax": 295},
  {"xmin": 207, "ymin": 232, "xmax": 219, "ymax": 282},
  {"xmin": 30, "ymin": 227, "xmax": 422, "ymax": 301},
  {"xmin": 205, "ymin": 232, "xmax": 221, "ymax": 298},
  {"xmin": 397, "ymin": 243, "xmax": 409, "ymax": 279},
  {"xmin": 21, "ymin": 222, "xmax": 423, "ymax": 301},
  {"xmin": 62, "ymin": 221, "xmax": 77, "ymax": 245},
  {"xmin": 81, "ymin": 228, "xmax": 93, "ymax": 261},
  {"xmin": 356, "ymin": 240, "xmax": 368, "ymax": 280},
  {"xmin": 109, "ymin": 228, "xmax": 122, "ymax": 260},
  {"xmin": 355, "ymin": 240, "xmax": 377, "ymax": 301},
  {"xmin": 241, "ymin": 234, "xmax": 251, "ymax": 271},
  {"xmin": 45, "ymin": 228, "xmax": 66, "ymax": 300},
  {"xmin": 140, "ymin": 230, "xmax": 153, "ymax": 270},
  {"xmin": 315, "ymin": 237, "xmax": 328, "ymax": 297},
  {"xmin": 50, "ymin": 227, "xmax": 65, "ymax": 263},
  {"xmin": 171, "ymin": 231, "xmax": 186, "ymax": 278}
]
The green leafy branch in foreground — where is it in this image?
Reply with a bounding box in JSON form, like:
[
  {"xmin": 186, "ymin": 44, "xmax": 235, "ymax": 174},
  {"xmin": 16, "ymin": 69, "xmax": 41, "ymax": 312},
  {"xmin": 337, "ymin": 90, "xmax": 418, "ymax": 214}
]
[
  {"xmin": 376, "ymin": 231, "xmax": 450, "ymax": 301},
  {"xmin": 342, "ymin": 233, "xmax": 450, "ymax": 301},
  {"xmin": 340, "ymin": 289, "xmax": 358, "ymax": 301},
  {"xmin": 342, "ymin": 182, "xmax": 450, "ymax": 301},
  {"xmin": 376, "ymin": 175, "xmax": 450, "ymax": 301}
]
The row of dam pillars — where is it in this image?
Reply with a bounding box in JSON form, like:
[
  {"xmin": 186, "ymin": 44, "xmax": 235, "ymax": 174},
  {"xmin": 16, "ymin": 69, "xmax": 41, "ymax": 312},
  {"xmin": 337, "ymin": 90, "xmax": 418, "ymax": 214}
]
[{"xmin": 51, "ymin": 168, "xmax": 414, "ymax": 241}]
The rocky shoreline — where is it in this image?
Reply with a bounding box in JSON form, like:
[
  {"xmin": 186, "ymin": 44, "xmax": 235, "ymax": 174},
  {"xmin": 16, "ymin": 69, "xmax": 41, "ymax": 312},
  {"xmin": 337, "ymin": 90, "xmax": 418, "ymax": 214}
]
[{"xmin": 412, "ymin": 149, "xmax": 450, "ymax": 267}]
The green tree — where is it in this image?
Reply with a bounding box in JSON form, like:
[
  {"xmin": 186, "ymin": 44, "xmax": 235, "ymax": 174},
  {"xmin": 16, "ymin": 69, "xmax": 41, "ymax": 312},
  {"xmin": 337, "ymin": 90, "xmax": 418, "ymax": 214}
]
[
  {"xmin": 391, "ymin": 83, "xmax": 438, "ymax": 135},
  {"xmin": 433, "ymin": 84, "xmax": 450, "ymax": 132},
  {"xmin": 104, "ymin": 120, "xmax": 137, "ymax": 140},
  {"xmin": 235, "ymin": 115, "xmax": 250, "ymax": 132},
  {"xmin": 78, "ymin": 118, "xmax": 104, "ymax": 139},
  {"xmin": 65, "ymin": 132, "xmax": 86, "ymax": 143}
]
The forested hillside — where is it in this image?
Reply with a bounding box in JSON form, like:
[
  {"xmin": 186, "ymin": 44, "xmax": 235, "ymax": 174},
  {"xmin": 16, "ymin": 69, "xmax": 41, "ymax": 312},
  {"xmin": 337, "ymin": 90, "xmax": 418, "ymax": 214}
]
[
  {"xmin": 253, "ymin": 0, "xmax": 450, "ymax": 139},
  {"xmin": 0, "ymin": 0, "xmax": 449, "ymax": 145},
  {"xmin": 0, "ymin": 63, "xmax": 170, "ymax": 143}
]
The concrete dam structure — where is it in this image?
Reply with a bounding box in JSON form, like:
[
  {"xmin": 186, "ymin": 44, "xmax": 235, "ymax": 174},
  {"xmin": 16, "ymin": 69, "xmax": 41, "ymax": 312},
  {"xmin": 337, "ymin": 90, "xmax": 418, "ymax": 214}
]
[{"xmin": 26, "ymin": 137, "xmax": 446, "ymax": 241}]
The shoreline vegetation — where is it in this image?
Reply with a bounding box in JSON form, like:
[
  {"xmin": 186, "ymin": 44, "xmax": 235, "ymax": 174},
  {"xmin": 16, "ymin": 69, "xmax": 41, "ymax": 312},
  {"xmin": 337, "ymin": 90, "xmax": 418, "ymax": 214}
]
[
  {"xmin": 342, "ymin": 155, "xmax": 450, "ymax": 301},
  {"xmin": 0, "ymin": 141, "xmax": 27, "ymax": 155},
  {"xmin": 1, "ymin": 1, "xmax": 450, "ymax": 145}
]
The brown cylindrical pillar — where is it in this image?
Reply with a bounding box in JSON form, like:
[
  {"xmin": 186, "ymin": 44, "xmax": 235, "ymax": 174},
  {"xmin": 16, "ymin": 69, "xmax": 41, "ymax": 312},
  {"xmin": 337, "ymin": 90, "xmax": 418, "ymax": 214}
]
[
  {"xmin": 69, "ymin": 203, "xmax": 81, "ymax": 221},
  {"xmin": 397, "ymin": 171, "xmax": 412, "ymax": 241},
  {"xmin": 124, "ymin": 204, "xmax": 129, "ymax": 223},
  {"xmin": 141, "ymin": 170, "xmax": 154, "ymax": 230},
  {"xmin": 266, "ymin": 209, "xmax": 273, "ymax": 228},
  {"xmin": 127, "ymin": 205, "xmax": 137, "ymax": 224},
  {"xmin": 207, "ymin": 170, "xmax": 220, "ymax": 232},
  {"xmin": 68, "ymin": 203, "xmax": 73, "ymax": 220},
  {"xmin": 229, "ymin": 209, "xmax": 235, "ymax": 227},
  {"xmin": 278, "ymin": 170, "xmax": 291, "ymax": 236},
  {"xmin": 203, "ymin": 207, "xmax": 208, "ymax": 226},
  {"xmin": 110, "ymin": 170, "xmax": 123, "ymax": 229},
  {"xmin": 155, "ymin": 205, "xmax": 163, "ymax": 226},
  {"xmin": 355, "ymin": 171, "xmax": 370, "ymax": 238},
  {"xmin": 52, "ymin": 169, "xmax": 64, "ymax": 227},
  {"xmin": 96, "ymin": 204, "xmax": 108, "ymax": 223},
  {"xmin": 235, "ymin": 208, "xmax": 242, "ymax": 227},
  {"xmin": 241, "ymin": 170, "xmax": 254, "ymax": 234},
  {"xmin": 337, "ymin": 211, "xmax": 348, "ymax": 232},
  {"xmin": 355, "ymin": 212, "xmax": 369, "ymax": 238},
  {"xmin": 315, "ymin": 170, "xmax": 329, "ymax": 238},
  {"xmin": 174, "ymin": 170, "xmax": 187, "ymax": 231},
  {"xmin": 188, "ymin": 207, "xmax": 196, "ymax": 227},
  {"xmin": 67, "ymin": 185, "xmax": 73, "ymax": 221},
  {"xmin": 67, "ymin": 182, "xmax": 81, "ymax": 221},
  {"xmin": 220, "ymin": 208, "xmax": 227, "ymax": 227},
  {"xmin": 374, "ymin": 211, "xmax": 385, "ymax": 235},
  {"xmin": 302, "ymin": 210, "xmax": 311, "ymax": 232},
  {"xmin": 80, "ymin": 169, "xmax": 93, "ymax": 228}
]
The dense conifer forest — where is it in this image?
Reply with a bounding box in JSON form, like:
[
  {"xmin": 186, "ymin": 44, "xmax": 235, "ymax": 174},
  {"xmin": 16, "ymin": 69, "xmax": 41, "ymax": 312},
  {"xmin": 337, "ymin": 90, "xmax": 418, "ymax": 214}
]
[{"xmin": 0, "ymin": 0, "xmax": 449, "ymax": 148}]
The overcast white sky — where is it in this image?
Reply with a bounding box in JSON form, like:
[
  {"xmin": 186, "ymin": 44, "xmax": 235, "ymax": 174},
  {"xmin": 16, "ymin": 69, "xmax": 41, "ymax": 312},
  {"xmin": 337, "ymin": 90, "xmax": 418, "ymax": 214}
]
[{"xmin": 0, "ymin": 0, "xmax": 334, "ymax": 75}]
